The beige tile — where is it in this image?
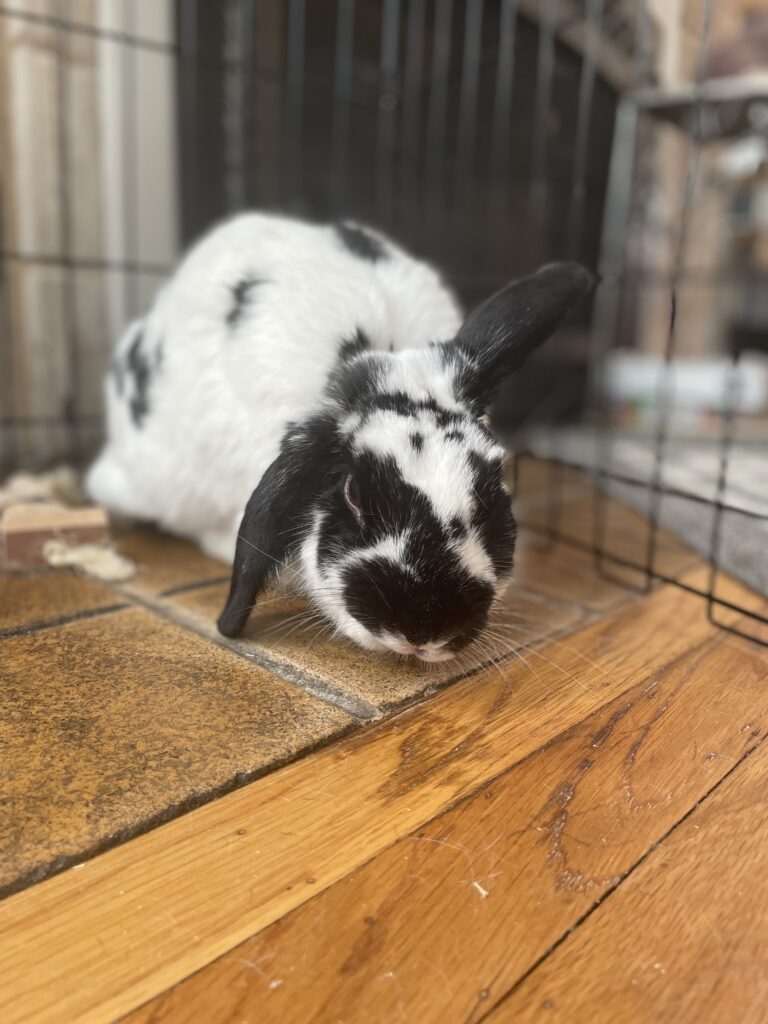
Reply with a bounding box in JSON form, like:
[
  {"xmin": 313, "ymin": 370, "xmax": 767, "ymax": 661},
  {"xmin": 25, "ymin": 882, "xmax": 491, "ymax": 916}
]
[
  {"xmin": 0, "ymin": 569, "xmax": 122, "ymax": 633},
  {"xmin": 115, "ymin": 527, "xmax": 229, "ymax": 596},
  {"xmin": 0, "ymin": 608, "xmax": 353, "ymax": 897},
  {"xmin": 171, "ymin": 582, "xmax": 583, "ymax": 716}
]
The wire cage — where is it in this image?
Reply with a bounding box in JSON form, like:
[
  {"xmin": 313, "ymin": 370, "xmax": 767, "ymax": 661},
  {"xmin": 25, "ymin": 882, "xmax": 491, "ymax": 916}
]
[{"xmin": 0, "ymin": 0, "xmax": 766, "ymax": 646}]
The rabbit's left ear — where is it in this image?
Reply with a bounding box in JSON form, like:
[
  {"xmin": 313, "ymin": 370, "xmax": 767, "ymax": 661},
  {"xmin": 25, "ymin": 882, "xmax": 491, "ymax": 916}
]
[
  {"xmin": 217, "ymin": 415, "xmax": 338, "ymax": 638},
  {"xmin": 447, "ymin": 262, "xmax": 596, "ymax": 413}
]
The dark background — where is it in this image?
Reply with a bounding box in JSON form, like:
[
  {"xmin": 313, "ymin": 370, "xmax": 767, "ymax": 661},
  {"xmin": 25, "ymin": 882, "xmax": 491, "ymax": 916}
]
[{"xmin": 175, "ymin": 0, "xmax": 623, "ymax": 431}]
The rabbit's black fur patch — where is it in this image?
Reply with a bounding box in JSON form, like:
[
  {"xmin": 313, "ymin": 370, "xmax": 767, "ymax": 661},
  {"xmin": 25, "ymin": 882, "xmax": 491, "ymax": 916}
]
[
  {"xmin": 335, "ymin": 222, "xmax": 387, "ymax": 261},
  {"xmin": 338, "ymin": 327, "xmax": 373, "ymax": 363},
  {"xmin": 226, "ymin": 276, "xmax": 262, "ymax": 330},
  {"xmin": 126, "ymin": 327, "xmax": 152, "ymax": 428}
]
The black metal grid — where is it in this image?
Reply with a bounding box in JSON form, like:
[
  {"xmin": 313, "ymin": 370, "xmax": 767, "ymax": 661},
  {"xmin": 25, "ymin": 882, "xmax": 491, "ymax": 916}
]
[
  {"xmin": 512, "ymin": 0, "xmax": 768, "ymax": 647},
  {"xmin": 0, "ymin": 0, "xmax": 765, "ymax": 646}
]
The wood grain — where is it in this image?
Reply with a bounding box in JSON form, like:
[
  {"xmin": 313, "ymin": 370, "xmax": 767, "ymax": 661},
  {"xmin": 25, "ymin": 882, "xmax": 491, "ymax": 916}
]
[
  {"xmin": 490, "ymin": 733, "xmax": 768, "ymax": 1023},
  {"xmin": 0, "ymin": 583, "xmax": 718, "ymax": 1024},
  {"xmin": 514, "ymin": 535, "xmax": 637, "ymax": 612},
  {"xmin": 127, "ymin": 631, "xmax": 768, "ymax": 1024}
]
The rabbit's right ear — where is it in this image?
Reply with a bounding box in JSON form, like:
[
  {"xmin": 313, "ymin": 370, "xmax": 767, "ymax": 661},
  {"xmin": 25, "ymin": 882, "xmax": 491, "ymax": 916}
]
[
  {"xmin": 448, "ymin": 262, "xmax": 596, "ymax": 413},
  {"xmin": 217, "ymin": 415, "xmax": 338, "ymax": 638}
]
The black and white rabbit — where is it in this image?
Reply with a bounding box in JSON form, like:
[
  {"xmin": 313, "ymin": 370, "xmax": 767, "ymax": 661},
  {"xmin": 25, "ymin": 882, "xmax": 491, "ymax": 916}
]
[{"xmin": 87, "ymin": 213, "xmax": 593, "ymax": 661}]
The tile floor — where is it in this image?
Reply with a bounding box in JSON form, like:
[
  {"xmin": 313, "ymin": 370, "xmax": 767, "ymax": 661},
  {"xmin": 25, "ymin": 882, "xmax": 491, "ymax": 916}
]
[{"xmin": 0, "ymin": 462, "xmax": 703, "ymax": 901}]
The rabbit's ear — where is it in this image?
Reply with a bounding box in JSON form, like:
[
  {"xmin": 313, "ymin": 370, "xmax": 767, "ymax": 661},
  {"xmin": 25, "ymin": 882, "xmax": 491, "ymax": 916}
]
[
  {"xmin": 448, "ymin": 262, "xmax": 596, "ymax": 413},
  {"xmin": 217, "ymin": 415, "xmax": 338, "ymax": 638}
]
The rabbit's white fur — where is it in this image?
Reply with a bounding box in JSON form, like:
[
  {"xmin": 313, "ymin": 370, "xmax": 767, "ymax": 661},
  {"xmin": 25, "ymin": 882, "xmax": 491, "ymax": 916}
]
[{"xmin": 87, "ymin": 213, "xmax": 462, "ymax": 561}]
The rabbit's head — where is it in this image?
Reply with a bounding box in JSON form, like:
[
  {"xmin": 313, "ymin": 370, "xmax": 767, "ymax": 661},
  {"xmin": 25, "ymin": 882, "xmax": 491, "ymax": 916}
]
[{"xmin": 218, "ymin": 262, "xmax": 594, "ymax": 659}]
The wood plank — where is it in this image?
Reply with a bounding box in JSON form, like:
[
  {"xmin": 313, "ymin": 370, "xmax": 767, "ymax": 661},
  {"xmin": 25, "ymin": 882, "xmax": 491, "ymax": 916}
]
[
  {"xmin": 521, "ymin": 490, "xmax": 703, "ymax": 583},
  {"xmin": 0, "ymin": 583, "xmax": 720, "ymax": 1024},
  {"xmin": 512, "ymin": 457, "xmax": 704, "ymax": 584},
  {"xmin": 515, "ymin": 534, "xmax": 637, "ymax": 612},
  {"xmin": 680, "ymin": 566, "xmax": 768, "ymax": 646},
  {"xmin": 127, "ymin": 630, "xmax": 768, "ymax": 1024},
  {"xmin": 490, "ymin": 733, "xmax": 768, "ymax": 1023}
]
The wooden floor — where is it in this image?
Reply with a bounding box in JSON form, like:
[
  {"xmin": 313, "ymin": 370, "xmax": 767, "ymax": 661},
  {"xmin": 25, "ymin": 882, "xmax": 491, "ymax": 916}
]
[{"xmin": 2, "ymin": 465, "xmax": 767, "ymax": 1023}]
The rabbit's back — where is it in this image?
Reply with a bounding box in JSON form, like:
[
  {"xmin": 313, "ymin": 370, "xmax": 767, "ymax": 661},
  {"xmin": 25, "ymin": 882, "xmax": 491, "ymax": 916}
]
[{"xmin": 87, "ymin": 213, "xmax": 462, "ymax": 558}]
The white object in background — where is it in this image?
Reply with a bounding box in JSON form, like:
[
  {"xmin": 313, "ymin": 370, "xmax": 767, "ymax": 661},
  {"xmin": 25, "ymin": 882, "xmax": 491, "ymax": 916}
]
[
  {"xmin": 43, "ymin": 540, "xmax": 136, "ymax": 583},
  {"xmin": 604, "ymin": 350, "xmax": 768, "ymax": 422},
  {"xmin": 717, "ymin": 135, "xmax": 768, "ymax": 180}
]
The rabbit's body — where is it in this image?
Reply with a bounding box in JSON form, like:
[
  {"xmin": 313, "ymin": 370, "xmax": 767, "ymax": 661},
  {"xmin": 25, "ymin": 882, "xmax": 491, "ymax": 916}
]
[
  {"xmin": 89, "ymin": 210, "xmax": 593, "ymax": 661},
  {"xmin": 87, "ymin": 213, "xmax": 461, "ymax": 561}
]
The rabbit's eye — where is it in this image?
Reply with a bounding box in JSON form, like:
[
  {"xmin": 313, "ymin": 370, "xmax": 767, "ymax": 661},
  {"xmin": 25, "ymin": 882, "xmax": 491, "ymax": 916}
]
[{"xmin": 343, "ymin": 473, "xmax": 362, "ymax": 515}]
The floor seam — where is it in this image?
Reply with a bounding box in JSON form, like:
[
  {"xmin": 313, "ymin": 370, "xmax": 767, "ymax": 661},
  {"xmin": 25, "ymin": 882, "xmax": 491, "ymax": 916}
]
[
  {"xmin": 0, "ymin": 602, "xmax": 128, "ymax": 640},
  {"xmin": 158, "ymin": 576, "xmax": 231, "ymax": 597},
  {"xmin": 120, "ymin": 625, "xmax": 723, "ymax": 1022},
  {"xmin": 0, "ymin": 716, "xmax": 360, "ymax": 904},
  {"xmin": 379, "ymin": 630, "xmax": 725, "ymax": 846},
  {"xmin": 509, "ymin": 582, "xmax": 631, "ymax": 617},
  {"xmin": 472, "ymin": 686, "xmax": 768, "ymax": 1023},
  {"xmin": 367, "ymin": 611, "xmax": 599, "ymax": 720}
]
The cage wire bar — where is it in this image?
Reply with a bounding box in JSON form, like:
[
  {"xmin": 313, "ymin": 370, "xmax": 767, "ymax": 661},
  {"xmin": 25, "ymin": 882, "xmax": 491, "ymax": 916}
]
[
  {"xmin": 0, "ymin": 0, "xmax": 766, "ymax": 646},
  {"xmin": 516, "ymin": 0, "xmax": 768, "ymax": 646}
]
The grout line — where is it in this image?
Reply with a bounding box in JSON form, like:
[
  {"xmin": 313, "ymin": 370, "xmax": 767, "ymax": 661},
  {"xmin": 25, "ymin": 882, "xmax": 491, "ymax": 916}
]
[
  {"xmin": 229, "ymin": 618, "xmax": 584, "ymax": 722},
  {"xmin": 0, "ymin": 602, "xmax": 128, "ymax": 640},
  {"xmin": 473, "ymin": 727, "xmax": 768, "ymax": 1023},
  {"xmin": 105, "ymin": 583, "xmax": 381, "ymax": 722},
  {"xmin": 159, "ymin": 576, "xmax": 231, "ymax": 598},
  {"xmin": 0, "ymin": 567, "xmax": 235, "ymax": 641},
  {"xmin": 233, "ymin": 645, "xmax": 380, "ymax": 721},
  {"xmin": 0, "ymin": 715, "xmax": 361, "ymax": 904}
]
